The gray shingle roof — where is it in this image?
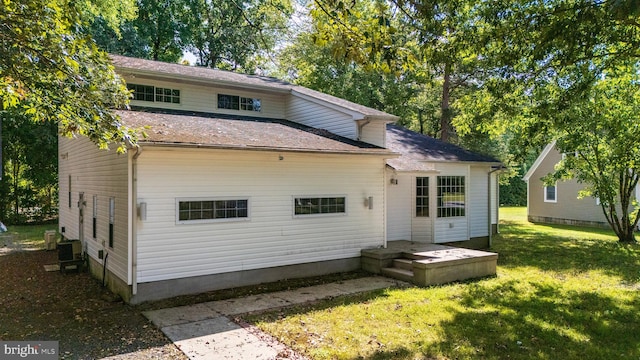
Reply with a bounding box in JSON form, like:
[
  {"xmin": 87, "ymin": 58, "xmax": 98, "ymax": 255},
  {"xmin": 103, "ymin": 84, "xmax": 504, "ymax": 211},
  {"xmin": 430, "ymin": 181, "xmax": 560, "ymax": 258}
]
[
  {"xmin": 118, "ymin": 108, "xmax": 395, "ymax": 155},
  {"xmin": 110, "ymin": 55, "xmax": 397, "ymax": 119},
  {"xmin": 386, "ymin": 124, "xmax": 501, "ymax": 170}
]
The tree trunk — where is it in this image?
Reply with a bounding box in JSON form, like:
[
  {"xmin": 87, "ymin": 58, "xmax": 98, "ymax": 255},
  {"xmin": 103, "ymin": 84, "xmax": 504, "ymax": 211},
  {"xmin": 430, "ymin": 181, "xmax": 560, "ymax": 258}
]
[
  {"xmin": 601, "ymin": 170, "xmax": 638, "ymax": 243},
  {"xmin": 440, "ymin": 61, "xmax": 454, "ymax": 143},
  {"xmin": 12, "ymin": 157, "xmax": 19, "ymax": 223}
]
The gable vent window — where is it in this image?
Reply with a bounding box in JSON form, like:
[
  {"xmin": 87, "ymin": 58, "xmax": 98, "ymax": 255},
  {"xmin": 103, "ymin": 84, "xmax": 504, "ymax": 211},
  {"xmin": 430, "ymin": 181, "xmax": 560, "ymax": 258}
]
[
  {"xmin": 218, "ymin": 94, "xmax": 261, "ymax": 112},
  {"xmin": 128, "ymin": 84, "xmax": 180, "ymax": 104}
]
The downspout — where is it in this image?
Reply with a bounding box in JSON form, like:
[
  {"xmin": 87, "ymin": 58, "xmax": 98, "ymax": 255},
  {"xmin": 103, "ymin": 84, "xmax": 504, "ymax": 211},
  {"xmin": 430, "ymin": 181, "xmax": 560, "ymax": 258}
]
[
  {"xmin": 357, "ymin": 120, "xmax": 371, "ymax": 141},
  {"xmin": 131, "ymin": 145, "xmax": 143, "ymax": 296},
  {"xmin": 488, "ymin": 166, "xmax": 503, "ymax": 248}
]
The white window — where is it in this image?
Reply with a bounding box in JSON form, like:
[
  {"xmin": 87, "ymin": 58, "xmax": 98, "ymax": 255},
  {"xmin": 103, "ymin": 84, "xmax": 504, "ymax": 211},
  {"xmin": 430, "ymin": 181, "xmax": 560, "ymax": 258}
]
[
  {"xmin": 294, "ymin": 196, "xmax": 346, "ymax": 216},
  {"xmin": 127, "ymin": 84, "xmax": 180, "ymax": 104},
  {"xmin": 155, "ymin": 87, "xmax": 180, "ymax": 103},
  {"xmin": 437, "ymin": 176, "xmax": 465, "ymax": 217},
  {"xmin": 177, "ymin": 198, "xmax": 249, "ymax": 223},
  {"xmin": 416, "ymin": 177, "xmax": 429, "ymax": 217},
  {"xmin": 218, "ymin": 94, "xmax": 261, "ymax": 112},
  {"xmin": 544, "ymin": 184, "xmax": 557, "ymax": 203}
]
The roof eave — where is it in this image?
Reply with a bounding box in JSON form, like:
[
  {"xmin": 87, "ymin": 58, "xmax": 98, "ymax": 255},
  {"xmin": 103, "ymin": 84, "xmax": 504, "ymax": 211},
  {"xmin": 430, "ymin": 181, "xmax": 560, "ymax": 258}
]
[
  {"xmin": 115, "ymin": 66, "xmax": 292, "ymax": 94},
  {"xmin": 523, "ymin": 140, "xmax": 556, "ymax": 181},
  {"xmin": 138, "ymin": 141, "xmax": 400, "ymax": 157}
]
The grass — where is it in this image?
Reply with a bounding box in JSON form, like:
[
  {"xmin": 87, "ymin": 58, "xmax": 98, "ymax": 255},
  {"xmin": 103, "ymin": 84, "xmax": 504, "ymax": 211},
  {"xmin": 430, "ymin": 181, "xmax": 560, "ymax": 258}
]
[
  {"xmin": 1, "ymin": 223, "xmax": 57, "ymax": 249},
  {"xmin": 246, "ymin": 207, "xmax": 640, "ymax": 360}
]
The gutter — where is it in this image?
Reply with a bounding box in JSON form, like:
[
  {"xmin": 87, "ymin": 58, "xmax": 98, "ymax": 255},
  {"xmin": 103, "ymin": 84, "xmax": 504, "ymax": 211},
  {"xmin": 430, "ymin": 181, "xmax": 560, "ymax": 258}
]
[
  {"xmin": 116, "ymin": 67, "xmax": 292, "ymax": 94},
  {"xmin": 138, "ymin": 141, "xmax": 399, "ymax": 158},
  {"xmin": 130, "ymin": 144, "xmax": 143, "ymax": 296}
]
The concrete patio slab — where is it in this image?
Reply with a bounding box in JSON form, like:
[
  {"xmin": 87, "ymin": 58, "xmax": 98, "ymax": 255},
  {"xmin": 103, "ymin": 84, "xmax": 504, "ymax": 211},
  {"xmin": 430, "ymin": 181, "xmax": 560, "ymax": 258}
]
[
  {"xmin": 144, "ymin": 276, "xmax": 408, "ymax": 360},
  {"xmin": 162, "ymin": 316, "xmax": 280, "ymax": 360},
  {"xmin": 143, "ymin": 302, "xmax": 220, "ymax": 328}
]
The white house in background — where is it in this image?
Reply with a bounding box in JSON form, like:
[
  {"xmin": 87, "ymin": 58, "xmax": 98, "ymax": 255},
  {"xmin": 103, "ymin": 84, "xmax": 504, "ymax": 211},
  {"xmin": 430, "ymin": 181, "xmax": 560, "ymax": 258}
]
[
  {"xmin": 58, "ymin": 55, "xmax": 501, "ymax": 303},
  {"xmin": 524, "ymin": 142, "xmax": 639, "ymax": 228}
]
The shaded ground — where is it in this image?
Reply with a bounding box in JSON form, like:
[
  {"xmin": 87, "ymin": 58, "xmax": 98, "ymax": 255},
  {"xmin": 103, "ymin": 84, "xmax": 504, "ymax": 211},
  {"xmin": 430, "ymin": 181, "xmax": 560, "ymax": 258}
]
[
  {"xmin": 0, "ymin": 248, "xmax": 185, "ymax": 359},
  {"xmin": 0, "ymin": 238, "xmax": 370, "ymax": 359}
]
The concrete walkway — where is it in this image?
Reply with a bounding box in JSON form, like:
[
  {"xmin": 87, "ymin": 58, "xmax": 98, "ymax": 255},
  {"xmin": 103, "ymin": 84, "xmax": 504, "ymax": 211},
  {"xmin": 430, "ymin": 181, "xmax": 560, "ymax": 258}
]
[{"xmin": 143, "ymin": 276, "xmax": 409, "ymax": 360}]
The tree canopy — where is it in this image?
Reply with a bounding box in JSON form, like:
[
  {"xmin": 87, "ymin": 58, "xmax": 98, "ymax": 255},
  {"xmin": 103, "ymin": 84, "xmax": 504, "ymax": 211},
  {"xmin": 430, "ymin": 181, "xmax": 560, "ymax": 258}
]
[{"xmin": 0, "ymin": 0, "xmax": 136, "ymax": 152}]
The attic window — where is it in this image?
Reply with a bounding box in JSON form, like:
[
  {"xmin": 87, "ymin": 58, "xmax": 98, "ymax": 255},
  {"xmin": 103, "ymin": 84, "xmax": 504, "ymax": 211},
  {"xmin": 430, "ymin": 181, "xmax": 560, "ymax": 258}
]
[
  {"xmin": 127, "ymin": 84, "xmax": 180, "ymax": 104},
  {"xmin": 218, "ymin": 94, "xmax": 261, "ymax": 112}
]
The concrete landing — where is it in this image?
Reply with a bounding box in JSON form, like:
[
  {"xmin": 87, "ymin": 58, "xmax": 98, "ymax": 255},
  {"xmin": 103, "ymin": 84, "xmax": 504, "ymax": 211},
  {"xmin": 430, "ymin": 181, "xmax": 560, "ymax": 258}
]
[
  {"xmin": 362, "ymin": 240, "xmax": 498, "ymax": 286},
  {"xmin": 143, "ymin": 276, "xmax": 409, "ymax": 359}
]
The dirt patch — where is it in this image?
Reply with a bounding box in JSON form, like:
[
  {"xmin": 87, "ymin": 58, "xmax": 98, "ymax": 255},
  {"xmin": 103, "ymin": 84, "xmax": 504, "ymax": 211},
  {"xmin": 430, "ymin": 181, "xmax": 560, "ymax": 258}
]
[{"xmin": 0, "ymin": 248, "xmax": 186, "ymax": 359}]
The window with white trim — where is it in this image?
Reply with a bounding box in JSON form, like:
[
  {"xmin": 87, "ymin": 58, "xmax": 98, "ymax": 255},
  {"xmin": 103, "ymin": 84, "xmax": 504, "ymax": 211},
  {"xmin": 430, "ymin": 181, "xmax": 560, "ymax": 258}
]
[
  {"xmin": 155, "ymin": 87, "xmax": 181, "ymax": 103},
  {"xmin": 294, "ymin": 197, "xmax": 346, "ymax": 216},
  {"xmin": 127, "ymin": 84, "xmax": 180, "ymax": 103},
  {"xmin": 416, "ymin": 177, "xmax": 429, "ymax": 217},
  {"xmin": 217, "ymin": 94, "xmax": 261, "ymax": 112},
  {"xmin": 437, "ymin": 176, "xmax": 465, "ymax": 217},
  {"xmin": 178, "ymin": 199, "xmax": 249, "ymax": 222},
  {"xmin": 544, "ymin": 184, "xmax": 557, "ymax": 203}
]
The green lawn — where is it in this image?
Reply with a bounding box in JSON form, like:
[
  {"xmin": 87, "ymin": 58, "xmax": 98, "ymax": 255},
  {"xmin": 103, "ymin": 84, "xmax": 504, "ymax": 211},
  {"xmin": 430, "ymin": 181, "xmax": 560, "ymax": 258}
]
[
  {"xmin": 1, "ymin": 223, "xmax": 57, "ymax": 249},
  {"xmin": 247, "ymin": 207, "xmax": 640, "ymax": 360}
]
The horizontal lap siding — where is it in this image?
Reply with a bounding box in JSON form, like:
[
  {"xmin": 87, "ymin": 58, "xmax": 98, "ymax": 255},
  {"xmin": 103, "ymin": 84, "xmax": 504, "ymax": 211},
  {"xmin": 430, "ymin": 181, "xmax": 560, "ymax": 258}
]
[
  {"xmin": 58, "ymin": 137, "xmax": 129, "ymax": 283},
  {"xmin": 135, "ymin": 148, "xmax": 385, "ymax": 283},
  {"xmin": 360, "ymin": 121, "xmax": 387, "ymax": 147},
  {"xmin": 121, "ymin": 75, "xmax": 286, "ymax": 119},
  {"xmin": 528, "ymin": 149, "xmax": 606, "ymax": 223},
  {"xmin": 286, "ymin": 96, "xmax": 357, "ymax": 140},
  {"xmin": 470, "ymin": 166, "xmax": 489, "ymax": 238},
  {"xmin": 387, "ymin": 172, "xmax": 412, "ymax": 241}
]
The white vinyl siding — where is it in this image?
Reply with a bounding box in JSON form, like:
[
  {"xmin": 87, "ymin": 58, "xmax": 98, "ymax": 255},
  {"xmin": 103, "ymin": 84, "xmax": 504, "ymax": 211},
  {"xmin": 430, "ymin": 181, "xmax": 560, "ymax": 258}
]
[
  {"xmin": 120, "ymin": 75, "xmax": 285, "ymax": 118},
  {"xmin": 470, "ymin": 166, "xmax": 490, "ymax": 238},
  {"xmin": 386, "ymin": 171, "xmax": 412, "ymax": 241},
  {"xmin": 134, "ymin": 148, "xmax": 386, "ymax": 283},
  {"xmin": 58, "ymin": 136, "xmax": 129, "ymax": 283},
  {"xmin": 286, "ymin": 95, "xmax": 357, "ymax": 140},
  {"xmin": 176, "ymin": 198, "xmax": 250, "ymax": 223},
  {"xmin": 359, "ymin": 120, "xmax": 387, "ymax": 147}
]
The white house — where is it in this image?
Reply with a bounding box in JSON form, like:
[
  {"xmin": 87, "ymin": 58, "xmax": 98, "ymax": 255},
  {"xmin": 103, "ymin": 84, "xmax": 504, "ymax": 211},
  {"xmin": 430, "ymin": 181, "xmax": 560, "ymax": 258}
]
[{"xmin": 58, "ymin": 55, "xmax": 500, "ymax": 303}]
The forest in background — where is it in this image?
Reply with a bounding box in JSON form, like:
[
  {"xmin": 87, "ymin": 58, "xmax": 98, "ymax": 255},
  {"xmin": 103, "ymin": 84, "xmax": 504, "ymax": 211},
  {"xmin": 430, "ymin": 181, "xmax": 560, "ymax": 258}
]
[{"xmin": 4, "ymin": 0, "xmax": 637, "ymax": 224}]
